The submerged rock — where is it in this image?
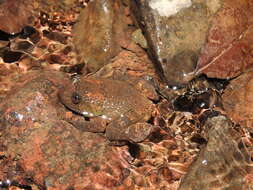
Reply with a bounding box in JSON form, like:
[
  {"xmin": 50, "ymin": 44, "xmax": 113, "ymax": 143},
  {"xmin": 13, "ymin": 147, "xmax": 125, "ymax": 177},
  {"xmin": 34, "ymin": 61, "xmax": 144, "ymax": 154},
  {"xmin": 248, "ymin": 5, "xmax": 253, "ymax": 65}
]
[{"xmin": 179, "ymin": 115, "xmax": 253, "ymax": 190}]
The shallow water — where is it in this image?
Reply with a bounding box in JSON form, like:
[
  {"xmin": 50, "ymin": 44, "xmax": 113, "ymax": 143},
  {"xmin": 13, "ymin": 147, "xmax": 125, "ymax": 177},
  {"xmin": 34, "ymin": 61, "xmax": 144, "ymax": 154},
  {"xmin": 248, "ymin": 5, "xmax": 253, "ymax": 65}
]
[{"xmin": 179, "ymin": 116, "xmax": 253, "ymax": 190}]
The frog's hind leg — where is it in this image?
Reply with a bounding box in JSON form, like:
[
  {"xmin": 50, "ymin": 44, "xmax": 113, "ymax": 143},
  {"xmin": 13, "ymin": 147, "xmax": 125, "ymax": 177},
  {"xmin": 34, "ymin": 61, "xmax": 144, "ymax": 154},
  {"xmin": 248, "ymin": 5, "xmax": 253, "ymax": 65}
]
[{"xmin": 105, "ymin": 111, "xmax": 153, "ymax": 143}]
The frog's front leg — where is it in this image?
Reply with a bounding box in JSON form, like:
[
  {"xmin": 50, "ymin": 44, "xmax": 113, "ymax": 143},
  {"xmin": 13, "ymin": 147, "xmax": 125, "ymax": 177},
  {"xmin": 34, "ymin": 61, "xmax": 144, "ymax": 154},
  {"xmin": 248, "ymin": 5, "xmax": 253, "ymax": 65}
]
[
  {"xmin": 105, "ymin": 114, "xmax": 154, "ymax": 143},
  {"xmin": 64, "ymin": 113, "xmax": 107, "ymax": 133}
]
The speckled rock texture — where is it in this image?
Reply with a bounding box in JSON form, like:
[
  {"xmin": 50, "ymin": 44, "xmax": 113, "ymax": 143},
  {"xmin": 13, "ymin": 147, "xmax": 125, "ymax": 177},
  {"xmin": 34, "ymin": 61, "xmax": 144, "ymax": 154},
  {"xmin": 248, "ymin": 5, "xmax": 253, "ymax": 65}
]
[
  {"xmin": 1, "ymin": 1, "xmax": 253, "ymax": 189},
  {"xmin": 0, "ymin": 71, "xmax": 132, "ymax": 189}
]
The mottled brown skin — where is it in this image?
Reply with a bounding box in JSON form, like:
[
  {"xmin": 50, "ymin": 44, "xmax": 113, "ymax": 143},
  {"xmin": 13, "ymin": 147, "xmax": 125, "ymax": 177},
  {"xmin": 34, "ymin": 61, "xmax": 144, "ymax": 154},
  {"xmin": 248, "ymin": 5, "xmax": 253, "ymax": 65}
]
[{"xmin": 59, "ymin": 78, "xmax": 155, "ymax": 143}]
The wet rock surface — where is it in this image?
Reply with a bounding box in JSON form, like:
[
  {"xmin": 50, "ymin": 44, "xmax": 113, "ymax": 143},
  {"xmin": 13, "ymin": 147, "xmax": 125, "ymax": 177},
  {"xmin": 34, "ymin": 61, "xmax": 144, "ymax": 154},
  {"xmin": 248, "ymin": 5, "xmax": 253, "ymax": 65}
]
[
  {"xmin": 0, "ymin": 0, "xmax": 253, "ymax": 189},
  {"xmin": 131, "ymin": 0, "xmax": 253, "ymax": 85},
  {"xmin": 0, "ymin": 0, "xmax": 34, "ymax": 34},
  {"xmin": 179, "ymin": 115, "xmax": 253, "ymax": 190},
  {"xmin": 73, "ymin": 0, "xmax": 128, "ymax": 73},
  {"xmin": 222, "ymin": 69, "xmax": 253, "ymax": 131},
  {"xmin": 196, "ymin": 0, "xmax": 253, "ymax": 79},
  {"xmin": 130, "ymin": 0, "xmax": 221, "ymax": 85},
  {"xmin": 0, "ymin": 71, "xmax": 132, "ymax": 189}
]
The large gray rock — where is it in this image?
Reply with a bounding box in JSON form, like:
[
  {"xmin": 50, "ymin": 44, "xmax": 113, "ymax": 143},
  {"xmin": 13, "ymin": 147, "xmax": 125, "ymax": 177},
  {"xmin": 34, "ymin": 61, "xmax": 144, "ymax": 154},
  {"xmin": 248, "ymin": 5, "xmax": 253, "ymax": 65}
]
[{"xmin": 130, "ymin": 0, "xmax": 222, "ymax": 85}]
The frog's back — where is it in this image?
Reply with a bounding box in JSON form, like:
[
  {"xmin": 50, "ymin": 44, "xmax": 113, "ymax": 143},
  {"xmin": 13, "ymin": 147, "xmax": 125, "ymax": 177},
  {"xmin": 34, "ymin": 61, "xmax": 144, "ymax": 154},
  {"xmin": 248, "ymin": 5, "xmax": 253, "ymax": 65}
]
[{"xmin": 75, "ymin": 78, "xmax": 153, "ymax": 119}]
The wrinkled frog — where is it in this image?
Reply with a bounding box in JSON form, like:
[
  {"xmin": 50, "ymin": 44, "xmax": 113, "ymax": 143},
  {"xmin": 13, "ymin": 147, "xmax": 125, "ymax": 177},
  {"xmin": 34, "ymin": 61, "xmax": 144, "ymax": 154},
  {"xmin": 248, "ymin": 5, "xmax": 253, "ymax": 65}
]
[{"xmin": 59, "ymin": 77, "xmax": 156, "ymax": 143}]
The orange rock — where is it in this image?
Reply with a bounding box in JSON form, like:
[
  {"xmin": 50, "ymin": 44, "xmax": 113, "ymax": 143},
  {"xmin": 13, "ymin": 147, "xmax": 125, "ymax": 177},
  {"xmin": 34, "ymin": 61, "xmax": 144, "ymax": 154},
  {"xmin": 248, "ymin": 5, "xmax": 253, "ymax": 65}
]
[{"xmin": 0, "ymin": 0, "xmax": 34, "ymax": 34}]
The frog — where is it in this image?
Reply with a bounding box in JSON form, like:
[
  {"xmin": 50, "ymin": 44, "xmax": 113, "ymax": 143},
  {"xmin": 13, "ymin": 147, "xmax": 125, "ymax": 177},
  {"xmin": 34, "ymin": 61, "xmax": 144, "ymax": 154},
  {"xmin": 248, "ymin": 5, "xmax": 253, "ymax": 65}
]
[{"xmin": 58, "ymin": 77, "xmax": 157, "ymax": 143}]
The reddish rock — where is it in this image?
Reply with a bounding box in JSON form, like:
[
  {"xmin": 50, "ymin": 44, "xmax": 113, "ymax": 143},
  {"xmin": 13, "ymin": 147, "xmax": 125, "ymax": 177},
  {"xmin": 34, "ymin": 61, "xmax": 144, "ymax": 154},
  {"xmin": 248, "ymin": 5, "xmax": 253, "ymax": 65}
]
[
  {"xmin": 196, "ymin": 0, "xmax": 253, "ymax": 79},
  {"xmin": 222, "ymin": 69, "xmax": 253, "ymax": 130},
  {"xmin": 35, "ymin": 0, "xmax": 77, "ymax": 12},
  {"xmin": 0, "ymin": 70, "xmax": 132, "ymax": 189},
  {"xmin": 0, "ymin": 0, "xmax": 34, "ymax": 34}
]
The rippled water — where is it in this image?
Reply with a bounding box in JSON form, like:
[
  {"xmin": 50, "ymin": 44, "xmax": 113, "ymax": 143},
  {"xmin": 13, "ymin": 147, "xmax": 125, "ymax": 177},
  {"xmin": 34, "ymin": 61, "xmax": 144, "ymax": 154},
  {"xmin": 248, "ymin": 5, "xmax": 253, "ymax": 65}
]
[{"xmin": 179, "ymin": 116, "xmax": 253, "ymax": 190}]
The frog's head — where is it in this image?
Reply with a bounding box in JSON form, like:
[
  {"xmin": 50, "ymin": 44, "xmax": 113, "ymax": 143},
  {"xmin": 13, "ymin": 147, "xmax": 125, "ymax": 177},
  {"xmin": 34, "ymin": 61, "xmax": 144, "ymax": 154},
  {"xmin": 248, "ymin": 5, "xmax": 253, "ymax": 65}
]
[{"xmin": 58, "ymin": 86, "xmax": 96, "ymax": 117}]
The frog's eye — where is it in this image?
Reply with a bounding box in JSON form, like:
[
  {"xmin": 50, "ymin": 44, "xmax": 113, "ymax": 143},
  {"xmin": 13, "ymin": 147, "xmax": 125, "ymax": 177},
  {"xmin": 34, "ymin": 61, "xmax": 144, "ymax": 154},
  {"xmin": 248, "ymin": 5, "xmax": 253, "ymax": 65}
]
[{"xmin": 71, "ymin": 92, "xmax": 82, "ymax": 104}]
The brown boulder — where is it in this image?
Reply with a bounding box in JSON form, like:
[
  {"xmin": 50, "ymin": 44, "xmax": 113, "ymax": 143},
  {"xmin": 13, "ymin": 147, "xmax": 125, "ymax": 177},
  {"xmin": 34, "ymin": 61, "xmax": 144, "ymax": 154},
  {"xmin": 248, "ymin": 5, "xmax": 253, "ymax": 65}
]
[{"xmin": 73, "ymin": 0, "xmax": 128, "ymax": 73}]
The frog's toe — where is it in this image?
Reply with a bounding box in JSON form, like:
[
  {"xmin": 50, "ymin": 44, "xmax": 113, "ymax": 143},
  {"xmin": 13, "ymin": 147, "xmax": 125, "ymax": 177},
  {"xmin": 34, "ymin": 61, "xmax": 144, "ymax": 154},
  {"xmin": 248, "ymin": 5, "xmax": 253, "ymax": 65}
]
[{"xmin": 125, "ymin": 123, "xmax": 153, "ymax": 143}]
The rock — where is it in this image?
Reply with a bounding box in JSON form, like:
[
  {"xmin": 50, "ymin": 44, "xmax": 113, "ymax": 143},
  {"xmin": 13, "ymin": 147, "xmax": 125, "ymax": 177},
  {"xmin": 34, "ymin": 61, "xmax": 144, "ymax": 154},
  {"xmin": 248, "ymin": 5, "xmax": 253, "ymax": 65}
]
[
  {"xmin": 179, "ymin": 115, "xmax": 253, "ymax": 190},
  {"xmin": 0, "ymin": 0, "xmax": 34, "ymax": 34},
  {"xmin": 131, "ymin": 0, "xmax": 253, "ymax": 84},
  {"xmin": 73, "ymin": 0, "xmax": 128, "ymax": 73},
  {"xmin": 94, "ymin": 42, "xmax": 156, "ymax": 80},
  {"xmin": 130, "ymin": 0, "xmax": 221, "ymax": 85},
  {"xmin": 35, "ymin": 0, "xmax": 77, "ymax": 12},
  {"xmin": 222, "ymin": 69, "xmax": 253, "ymax": 130},
  {"xmin": 195, "ymin": 0, "xmax": 253, "ymax": 79},
  {"xmin": 0, "ymin": 70, "xmax": 132, "ymax": 189}
]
